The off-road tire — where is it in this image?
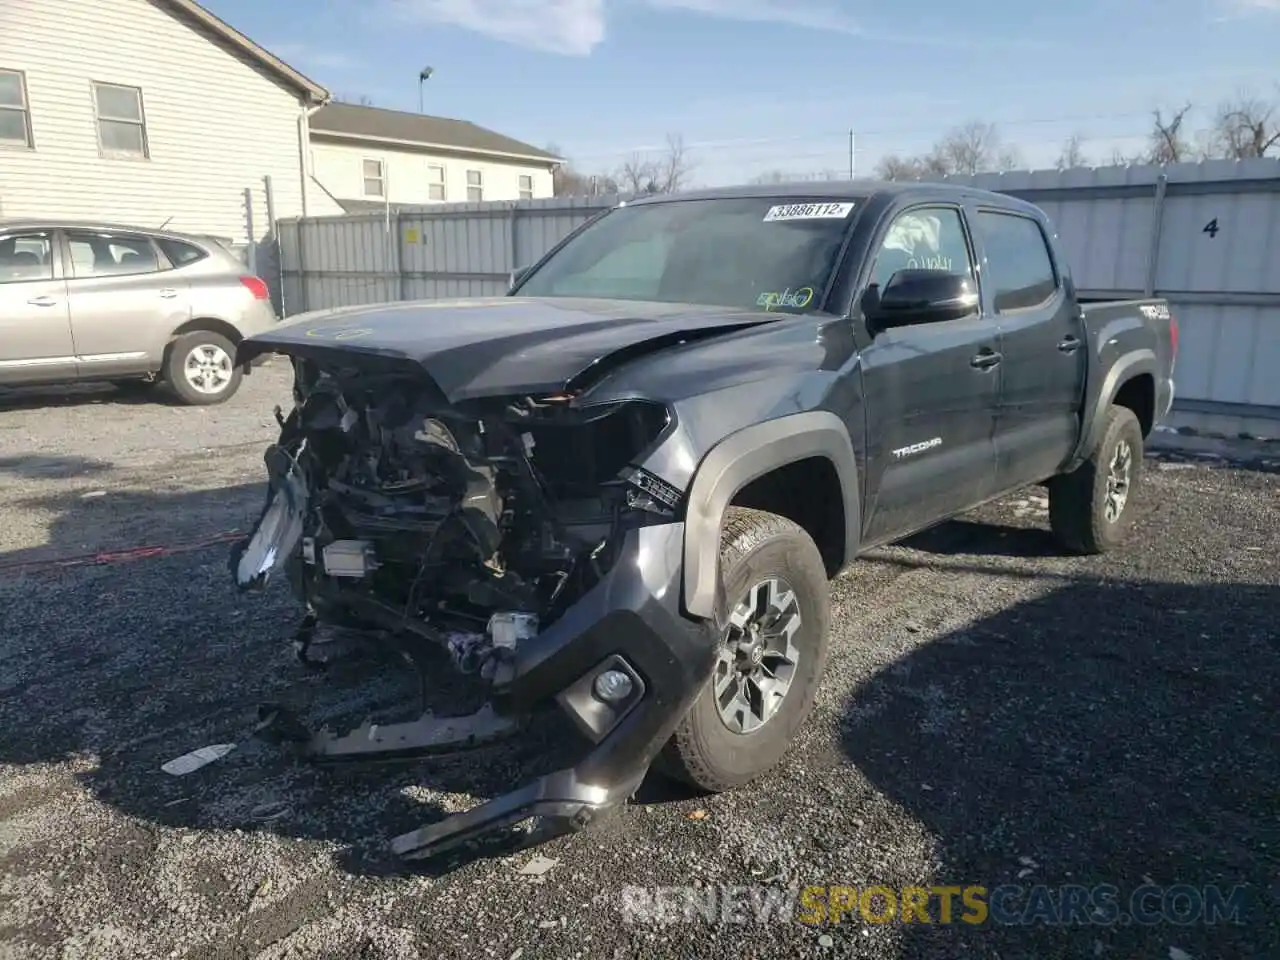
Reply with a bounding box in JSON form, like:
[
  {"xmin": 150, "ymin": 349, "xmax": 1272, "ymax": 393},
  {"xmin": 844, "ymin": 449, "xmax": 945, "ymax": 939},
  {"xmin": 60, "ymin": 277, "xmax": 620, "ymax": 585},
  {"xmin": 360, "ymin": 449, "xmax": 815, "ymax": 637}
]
[
  {"xmin": 1048, "ymin": 405, "xmax": 1144, "ymax": 554},
  {"xmin": 659, "ymin": 507, "xmax": 831, "ymax": 792},
  {"xmin": 165, "ymin": 331, "xmax": 243, "ymax": 406}
]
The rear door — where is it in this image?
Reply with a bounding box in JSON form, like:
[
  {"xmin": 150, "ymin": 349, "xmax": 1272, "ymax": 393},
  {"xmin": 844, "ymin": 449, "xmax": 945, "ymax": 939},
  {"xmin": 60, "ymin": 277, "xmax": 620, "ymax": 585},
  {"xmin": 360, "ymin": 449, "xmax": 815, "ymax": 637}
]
[
  {"xmin": 62, "ymin": 229, "xmax": 191, "ymax": 379},
  {"xmin": 0, "ymin": 229, "xmax": 76, "ymax": 385},
  {"xmin": 972, "ymin": 209, "xmax": 1086, "ymax": 489},
  {"xmin": 855, "ymin": 203, "xmax": 1002, "ymax": 543}
]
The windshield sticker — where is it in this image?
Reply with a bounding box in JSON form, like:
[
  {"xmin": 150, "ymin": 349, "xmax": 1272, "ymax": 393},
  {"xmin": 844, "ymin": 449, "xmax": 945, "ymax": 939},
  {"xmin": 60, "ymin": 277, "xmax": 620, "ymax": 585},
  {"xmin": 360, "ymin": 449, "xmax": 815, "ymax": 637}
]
[
  {"xmin": 757, "ymin": 286, "xmax": 815, "ymax": 311},
  {"xmin": 763, "ymin": 202, "xmax": 855, "ymax": 222}
]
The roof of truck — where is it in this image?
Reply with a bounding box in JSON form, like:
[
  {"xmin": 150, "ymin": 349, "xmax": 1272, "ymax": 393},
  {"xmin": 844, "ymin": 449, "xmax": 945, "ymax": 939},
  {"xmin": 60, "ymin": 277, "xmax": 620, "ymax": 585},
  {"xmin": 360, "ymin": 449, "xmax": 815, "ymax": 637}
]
[{"xmin": 629, "ymin": 179, "xmax": 1044, "ymax": 216}]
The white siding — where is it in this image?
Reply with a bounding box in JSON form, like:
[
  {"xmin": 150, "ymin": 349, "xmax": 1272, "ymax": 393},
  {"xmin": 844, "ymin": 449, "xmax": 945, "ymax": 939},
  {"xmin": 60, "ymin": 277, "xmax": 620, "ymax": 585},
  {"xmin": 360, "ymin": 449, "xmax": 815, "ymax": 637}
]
[
  {"xmin": 0, "ymin": 0, "xmax": 342, "ymax": 241},
  {"xmin": 310, "ymin": 139, "xmax": 554, "ymax": 206}
]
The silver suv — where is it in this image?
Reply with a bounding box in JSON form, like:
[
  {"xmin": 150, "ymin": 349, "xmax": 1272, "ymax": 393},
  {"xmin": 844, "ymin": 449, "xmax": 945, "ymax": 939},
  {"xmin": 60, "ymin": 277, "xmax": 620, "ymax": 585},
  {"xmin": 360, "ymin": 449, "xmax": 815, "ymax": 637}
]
[{"xmin": 0, "ymin": 220, "xmax": 279, "ymax": 405}]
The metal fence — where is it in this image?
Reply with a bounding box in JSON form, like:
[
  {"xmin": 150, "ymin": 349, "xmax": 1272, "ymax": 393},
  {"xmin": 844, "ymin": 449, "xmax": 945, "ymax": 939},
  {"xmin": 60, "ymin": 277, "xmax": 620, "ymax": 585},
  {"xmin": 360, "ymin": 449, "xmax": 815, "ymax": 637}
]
[
  {"xmin": 277, "ymin": 160, "xmax": 1280, "ymax": 426},
  {"xmin": 277, "ymin": 196, "xmax": 615, "ymax": 314}
]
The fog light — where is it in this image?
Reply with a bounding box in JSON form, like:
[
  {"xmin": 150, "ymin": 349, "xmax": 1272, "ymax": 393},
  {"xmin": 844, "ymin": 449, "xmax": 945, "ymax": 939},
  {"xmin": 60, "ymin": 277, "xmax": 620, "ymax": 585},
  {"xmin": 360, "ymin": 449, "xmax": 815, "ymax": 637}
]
[{"xmin": 593, "ymin": 669, "xmax": 634, "ymax": 703}]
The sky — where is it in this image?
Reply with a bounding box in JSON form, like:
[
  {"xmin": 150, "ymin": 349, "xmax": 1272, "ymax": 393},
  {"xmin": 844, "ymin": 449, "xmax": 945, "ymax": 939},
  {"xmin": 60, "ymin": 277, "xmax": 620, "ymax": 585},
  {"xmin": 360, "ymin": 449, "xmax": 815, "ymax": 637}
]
[{"xmin": 203, "ymin": 0, "xmax": 1280, "ymax": 185}]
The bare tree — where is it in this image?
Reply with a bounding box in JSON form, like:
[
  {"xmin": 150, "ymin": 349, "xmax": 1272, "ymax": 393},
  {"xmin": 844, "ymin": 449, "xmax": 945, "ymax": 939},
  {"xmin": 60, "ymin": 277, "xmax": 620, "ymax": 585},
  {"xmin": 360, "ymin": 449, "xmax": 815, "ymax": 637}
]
[
  {"xmin": 1208, "ymin": 91, "xmax": 1280, "ymax": 159},
  {"xmin": 1146, "ymin": 104, "xmax": 1193, "ymax": 164},
  {"xmin": 927, "ymin": 121, "xmax": 1022, "ymax": 175},
  {"xmin": 873, "ymin": 154, "xmax": 924, "ymax": 181},
  {"xmin": 1056, "ymin": 133, "xmax": 1090, "ymax": 170},
  {"xmin": 750, "ymin": 168, "xmax": 846, "ymax": 184},
  {"xmin": 874, "ymin": 121, "xmax": 1021, "ymax": 179},
  {"xmin": 617, "ymin": 134, "xmax": 693, "ymax": 195},
  {"xmin": 334, "ymin": 93, "xmax": 375, "ymax": 106},
  {"xmin": 545, "ymin": 144, "xmax": 620, "ymax": 198}
]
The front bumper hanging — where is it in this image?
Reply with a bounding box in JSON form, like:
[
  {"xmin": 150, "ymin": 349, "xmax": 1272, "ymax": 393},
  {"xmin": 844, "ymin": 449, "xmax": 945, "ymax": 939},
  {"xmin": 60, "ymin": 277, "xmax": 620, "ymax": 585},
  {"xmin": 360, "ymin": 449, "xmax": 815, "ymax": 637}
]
[{"xmin": 243, "ymin": 496, "xmax": 719, "ymax": 861}]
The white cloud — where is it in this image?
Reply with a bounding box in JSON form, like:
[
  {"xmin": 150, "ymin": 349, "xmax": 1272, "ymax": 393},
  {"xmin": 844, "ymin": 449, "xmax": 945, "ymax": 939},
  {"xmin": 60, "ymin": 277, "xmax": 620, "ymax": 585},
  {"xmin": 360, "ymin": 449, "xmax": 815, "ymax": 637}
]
[
  {"xmin": 386, "ymin": 0, "xmax": 1052, "ymax": 56},
  {"xmin": 387, "ymin": 0, "xmax": 607, "ymax": 56},
  {"xmin": 388, "ymin": 0, "xmax": 863, "ymax": 56},
  {"xmin": 643, "ymin": 0, "xmax": 859, "ymax": 33}
]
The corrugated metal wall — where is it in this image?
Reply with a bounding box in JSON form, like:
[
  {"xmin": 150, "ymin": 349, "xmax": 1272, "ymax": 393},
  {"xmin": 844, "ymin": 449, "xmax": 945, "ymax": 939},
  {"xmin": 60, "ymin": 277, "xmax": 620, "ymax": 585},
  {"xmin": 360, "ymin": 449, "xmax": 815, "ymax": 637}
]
[
  {"xmin": 278, "ymin": 160, "xmax": 1280, "ymax": 423},
  {"xmin": 277, "ymin": 196, "xmax": 613, "ymax": 315}
]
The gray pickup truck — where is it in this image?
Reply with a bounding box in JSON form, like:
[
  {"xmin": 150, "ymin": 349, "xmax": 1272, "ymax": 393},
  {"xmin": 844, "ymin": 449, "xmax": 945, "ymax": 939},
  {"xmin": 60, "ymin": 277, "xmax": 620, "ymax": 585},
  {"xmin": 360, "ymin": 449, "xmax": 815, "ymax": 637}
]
[{"xmin": 229, "ymin": 181, "xmax": 1177, "ymax": 860}]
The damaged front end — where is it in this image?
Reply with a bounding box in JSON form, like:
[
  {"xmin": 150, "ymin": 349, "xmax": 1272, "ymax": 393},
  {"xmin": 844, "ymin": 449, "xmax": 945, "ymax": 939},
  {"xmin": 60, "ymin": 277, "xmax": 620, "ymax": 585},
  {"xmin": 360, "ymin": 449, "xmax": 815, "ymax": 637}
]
[{"xmin": 232, "ymin": 356, "xmax": 716, "ymax": 859}]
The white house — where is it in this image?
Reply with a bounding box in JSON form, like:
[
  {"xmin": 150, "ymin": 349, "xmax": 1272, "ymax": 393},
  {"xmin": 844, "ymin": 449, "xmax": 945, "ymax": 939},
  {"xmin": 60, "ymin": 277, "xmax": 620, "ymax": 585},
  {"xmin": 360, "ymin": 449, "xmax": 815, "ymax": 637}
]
[
  {"xmin": 0, "ymin": 0, "xmax": 560, "ymax": 255},
  {"xmin": 0, "ymin": 0, "xmax": 347, "ymax": 251},
  {"xmin": 307, "ymin": 103, "xmax": 562, "ymax": 211}
]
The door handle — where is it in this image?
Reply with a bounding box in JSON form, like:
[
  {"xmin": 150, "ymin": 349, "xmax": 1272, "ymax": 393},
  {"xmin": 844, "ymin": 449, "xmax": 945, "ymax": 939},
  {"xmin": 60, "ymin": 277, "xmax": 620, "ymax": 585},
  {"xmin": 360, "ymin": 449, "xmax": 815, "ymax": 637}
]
[
  {"xmin": 158, "ymin": 288, "xmax": 179, "ymax": 299},
  {"xmin": 1058, "ymin": 335, "xmax": 1082, "ymax": 353},
  {"xmin": 27, "ymin": 295, "xmax": 58, "ymax": 307},
  {"xmin": 970, "ymin": 350, "xmax": 1002, "ymax": 369}
]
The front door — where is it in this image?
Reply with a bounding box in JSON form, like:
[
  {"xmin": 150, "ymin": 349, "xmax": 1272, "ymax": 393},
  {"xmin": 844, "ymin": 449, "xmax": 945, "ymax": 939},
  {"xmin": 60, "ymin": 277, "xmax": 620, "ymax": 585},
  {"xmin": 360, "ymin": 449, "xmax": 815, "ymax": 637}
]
[
  {"xmin": 856, "ymin": 204, "xmax": 1001, "ymax": 544},
  {"xmin": 62, "ymin": 229, "xmax": 190, "ymax": 380},
  {"xmin": 971, "ymin": 209, "xmax": 1087, "ymax": 490},
  {"xmin": 0, "ymin": 229, "xmax": 75, "ymax": 385}
]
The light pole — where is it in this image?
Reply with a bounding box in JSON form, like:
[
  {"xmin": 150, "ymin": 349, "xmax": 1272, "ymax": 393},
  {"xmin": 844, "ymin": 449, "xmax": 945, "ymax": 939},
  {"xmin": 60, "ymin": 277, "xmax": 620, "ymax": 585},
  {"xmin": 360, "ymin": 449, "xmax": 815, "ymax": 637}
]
[{"xmin": 418, "ymin": 66, "xmax": 433, "ymax": 113}]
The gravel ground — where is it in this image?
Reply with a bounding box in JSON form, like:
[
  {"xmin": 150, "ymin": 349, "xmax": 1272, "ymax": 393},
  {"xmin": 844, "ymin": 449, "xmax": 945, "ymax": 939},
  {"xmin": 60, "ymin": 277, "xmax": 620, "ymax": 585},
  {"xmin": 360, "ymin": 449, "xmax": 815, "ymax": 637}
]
[{"xmin": 1, "ymin": 366, "xmax": 1277, "ymax": 960}]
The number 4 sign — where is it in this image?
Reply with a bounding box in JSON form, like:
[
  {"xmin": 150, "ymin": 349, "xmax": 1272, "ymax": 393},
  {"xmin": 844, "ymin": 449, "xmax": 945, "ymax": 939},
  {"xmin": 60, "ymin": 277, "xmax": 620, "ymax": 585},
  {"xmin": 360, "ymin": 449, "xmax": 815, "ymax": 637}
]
[{"xmin": 1203, "ymin": 217, "xmax": 1220, "ymax": 238}]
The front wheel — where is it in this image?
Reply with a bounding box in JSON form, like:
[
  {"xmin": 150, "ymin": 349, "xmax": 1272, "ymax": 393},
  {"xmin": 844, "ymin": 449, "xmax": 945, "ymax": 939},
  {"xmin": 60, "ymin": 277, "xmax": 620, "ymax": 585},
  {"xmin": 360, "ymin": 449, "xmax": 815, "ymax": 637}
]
[
  {"xmin": 1048, "ymin": 405, "xmax": 1144, "ymax": 554},
  {"xmin": 166, "ymin": 331, "xmax": 243, "ymax": 406},
  {"xmin": 659, "ymin": 507, "xmax": 831, "ymax": 792}
]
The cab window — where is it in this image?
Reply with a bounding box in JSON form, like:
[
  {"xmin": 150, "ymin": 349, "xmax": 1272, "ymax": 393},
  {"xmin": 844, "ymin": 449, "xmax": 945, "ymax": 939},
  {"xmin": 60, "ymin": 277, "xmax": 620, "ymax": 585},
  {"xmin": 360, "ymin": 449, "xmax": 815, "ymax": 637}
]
[{"xmin": 869, "ymin": 207, "xmax": 975, "ymax": 291}]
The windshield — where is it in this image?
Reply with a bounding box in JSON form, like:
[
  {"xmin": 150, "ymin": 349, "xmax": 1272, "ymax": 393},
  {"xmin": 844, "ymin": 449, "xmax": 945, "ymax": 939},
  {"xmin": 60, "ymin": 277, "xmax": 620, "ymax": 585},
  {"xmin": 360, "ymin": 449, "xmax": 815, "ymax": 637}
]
[{"xmin": 515, "ymin": 197, "xmax": 862, "ymax": 312}]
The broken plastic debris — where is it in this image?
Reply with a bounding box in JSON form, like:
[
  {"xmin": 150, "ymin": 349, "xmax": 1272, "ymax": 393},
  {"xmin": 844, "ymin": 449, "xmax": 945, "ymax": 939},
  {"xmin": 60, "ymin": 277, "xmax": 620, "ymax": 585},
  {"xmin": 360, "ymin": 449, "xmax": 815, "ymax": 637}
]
[
  {"xmin": 161, "ymin": 743, "xmax": 236, "ymax": 776},
  {"xmin": 250, "ymin": 801, "xmax": 292, "ymax": 823},
  {"xmin": 518, "ymin": 855, "xmax": 559, "ymax": 876}
]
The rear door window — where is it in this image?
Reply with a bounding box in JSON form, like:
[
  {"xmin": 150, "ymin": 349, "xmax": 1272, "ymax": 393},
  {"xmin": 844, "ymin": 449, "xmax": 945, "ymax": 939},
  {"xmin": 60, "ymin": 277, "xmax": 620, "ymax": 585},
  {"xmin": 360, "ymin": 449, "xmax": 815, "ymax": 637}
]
[
  {"xmin": 975, "ymin": 211, "xmax": 1058, "ymax": 312},
  {"xmin": 66, "ymin": 231, "xmax": 161, "ymax": 278}
]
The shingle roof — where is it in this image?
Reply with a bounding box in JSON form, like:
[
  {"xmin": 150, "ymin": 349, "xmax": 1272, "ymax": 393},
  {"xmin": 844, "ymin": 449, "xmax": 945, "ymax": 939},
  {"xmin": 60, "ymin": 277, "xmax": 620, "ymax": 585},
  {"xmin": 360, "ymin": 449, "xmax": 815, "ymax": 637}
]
[{"xmin": 310, "ymin": 103, "xmax": 561, "ymax": 162}]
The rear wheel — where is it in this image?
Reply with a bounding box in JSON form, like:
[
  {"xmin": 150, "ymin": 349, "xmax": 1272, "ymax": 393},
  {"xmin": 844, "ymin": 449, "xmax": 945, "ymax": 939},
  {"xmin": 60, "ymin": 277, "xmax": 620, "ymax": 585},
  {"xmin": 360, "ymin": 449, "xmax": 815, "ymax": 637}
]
[
  {"xmin": 659, "ymin": 507, "xmax": 831, "ymax": 792},
  {"xmin": 1048, "ymin": 405, "xmax": 1144, "ymax": 554},
  {"xmin": 166, "ymin": 331, "xmax": 243, "ymax": 406}
]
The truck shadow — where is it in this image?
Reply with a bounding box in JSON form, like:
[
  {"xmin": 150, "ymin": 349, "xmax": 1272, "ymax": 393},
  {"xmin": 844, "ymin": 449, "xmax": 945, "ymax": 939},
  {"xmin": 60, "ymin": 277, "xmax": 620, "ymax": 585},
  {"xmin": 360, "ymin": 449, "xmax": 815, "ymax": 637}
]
[
  {"xmin": 837, "ymin": 578, "xmax": 1279, "ymax": 958},
  {"xmin": 0, "ymin": 480, "xmax": 638, "ymax": 878},
  {"xmin": 0, "ymin": 382, "xmax": 174, "ymax": 411},
  {"xmin": 0, "ymin": 454, "xmax": 115, "ymax": 481}
]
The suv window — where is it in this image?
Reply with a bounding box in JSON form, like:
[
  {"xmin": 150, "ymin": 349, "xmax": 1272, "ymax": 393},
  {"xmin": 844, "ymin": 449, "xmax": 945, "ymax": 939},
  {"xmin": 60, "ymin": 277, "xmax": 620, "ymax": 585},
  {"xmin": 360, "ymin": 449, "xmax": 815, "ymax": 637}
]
[
  {"xmin": 975, "ymin": 211, "xmax": 1058, "ymax": 312},
  {"xmin": 157, "ymin": 238, "xmax": 207, "ymax": 267},
  {"xmin": 66, "ymin": 231, "xmax": 160, "ymax": 278},
  {"xmin": 869, "ymin": 206, "xmax": 974, "ymax": 290},
  {"xmin": 0, "ymin": 232, "xmax": 53, "ymax": 283}
]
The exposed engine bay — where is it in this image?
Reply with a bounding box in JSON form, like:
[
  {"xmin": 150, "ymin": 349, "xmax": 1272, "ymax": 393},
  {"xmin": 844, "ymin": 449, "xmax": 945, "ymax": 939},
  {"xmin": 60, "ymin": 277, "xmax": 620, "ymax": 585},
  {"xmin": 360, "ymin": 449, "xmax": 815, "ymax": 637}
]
[{"xmin": 234, "ymin": 356, "xmax": 681, "ymax": 684}]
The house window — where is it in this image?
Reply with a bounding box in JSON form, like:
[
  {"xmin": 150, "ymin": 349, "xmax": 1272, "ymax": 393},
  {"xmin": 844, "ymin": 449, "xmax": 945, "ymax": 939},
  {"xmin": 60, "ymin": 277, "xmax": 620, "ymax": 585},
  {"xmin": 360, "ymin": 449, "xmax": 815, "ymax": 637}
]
[
  {"xmin": 427, "ymin": 164, "xmax": 445, "ymax": 201},
  {"xmin": 363, "ymin": 158, "xmax": 385, "ymax": 197},
  {"xmin": 466, "ymin": 169, "xmax": 483, "ymax": 202},
  {"xmin": 0, "ymin": 69, "xmax": 33, "ymax": 148},
  {"xmin": 93, "ymin": 82, "xmax": 148, "ymax": 157},
  {"xmin": 518, "ymin": 174, "xmax": 533, "ymax": 200}
]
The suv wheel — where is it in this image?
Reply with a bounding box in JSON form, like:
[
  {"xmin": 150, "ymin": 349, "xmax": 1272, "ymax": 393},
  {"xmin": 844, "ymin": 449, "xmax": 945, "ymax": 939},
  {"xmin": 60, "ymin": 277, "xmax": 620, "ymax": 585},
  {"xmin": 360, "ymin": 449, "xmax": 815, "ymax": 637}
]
[
  {"xmin": 659, "ymin": 506, "xmax": 831, "ymax": 792},
  {"xmin": 1048, "ymin": 405, "xmax": 1144, "ymax": 554},
  {"xmin": 166, "ymin": 331, "xmax": 243, "ymax": 406}
]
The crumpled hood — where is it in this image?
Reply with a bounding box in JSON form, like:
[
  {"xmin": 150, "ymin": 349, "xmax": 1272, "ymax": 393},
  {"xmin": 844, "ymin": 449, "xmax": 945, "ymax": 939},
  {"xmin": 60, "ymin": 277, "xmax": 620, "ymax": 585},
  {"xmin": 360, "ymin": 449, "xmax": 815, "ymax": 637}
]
[{"xmin": 238, "ymin": 296, "xmax": 783, "ymax": 402}]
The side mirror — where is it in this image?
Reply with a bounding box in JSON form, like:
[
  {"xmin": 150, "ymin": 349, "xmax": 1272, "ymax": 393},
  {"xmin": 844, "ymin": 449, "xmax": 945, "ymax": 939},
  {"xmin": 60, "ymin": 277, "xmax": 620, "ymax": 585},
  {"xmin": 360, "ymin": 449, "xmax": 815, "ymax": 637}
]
[
  {"xmin": 508, "ymin": 264, "xmax": 532, "ymax": 291},
  {"xmin": 865, "ymin": 270, "xmax": 979, "ymax": 330}
]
